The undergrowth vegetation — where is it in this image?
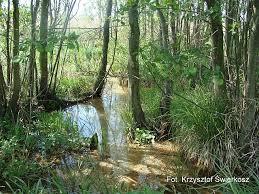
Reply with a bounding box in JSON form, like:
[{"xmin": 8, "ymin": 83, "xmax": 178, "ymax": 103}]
[
  {"xmin": 171, "ymin": 87, "xmax": 228, "ymax": 170},
  {"xmin": 0, "ymin": 112, "xmax": 89, "ymax": 191},
  {"xmin": 56, "ymin": 76, "xmax": 94, "ymax": 99}
]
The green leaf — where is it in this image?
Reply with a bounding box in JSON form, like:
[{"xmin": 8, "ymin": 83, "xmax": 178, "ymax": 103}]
[
  {"xmin": 67, "ymin": 42, "xmax": 75, "ymax": 50},
  {"xmin": 12, "ymin": 56, "xmax": 21, "ymax": 63},
  {"xmin": 46, "ymin": 43, "xmax": 55, "ymax": 52},
  {"xmin": 35, "ymin": 42, "xmax": 44, "ymax": 52},
  {"xmin": 188, "ymin": 67, "xmax": 198, "ymax": 76}
]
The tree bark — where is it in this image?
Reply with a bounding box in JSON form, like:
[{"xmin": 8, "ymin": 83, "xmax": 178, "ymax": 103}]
[
  {"xmin": 0, "ymin": 63, "xmax": 6, "ymax": 117},
  {"xmin": 9, "ymin": 0, "xmax": 21, "ymax": 119},
  {"xmin": 29, "ymin": 0, "xmax": 40, "ymax": 99},
  {"xmin": 150, "ymin": 12, "xmax": 154, "ymax": 41},
  {"xmin": 93, "ymin": 0, "xmax": 113, "ymax": 97},
  {"xmin": 205, "ymin": 0, "xmax": 227, "ymax": 98},
  {"xmin": 157, "ymin": 1, "xmax": 172, "ymax": 124},
  {"xmin": 6, "ymin": 0, "xmax": 11, "ymax": 85},
  {"xmin": 244, "ymin": 0, "xmax": 259, "ymax": 135},
  {"xmin": 128, "ymin": 0, "xmax": 146, "ymax": 127},
  {"xmin": 39, "ymin": 0, "xmax": 49, "ymax": 99}
]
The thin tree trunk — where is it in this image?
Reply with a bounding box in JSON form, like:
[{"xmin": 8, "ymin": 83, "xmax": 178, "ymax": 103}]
[
  {"xmin": 150, "ymin": 12, "xmax": 154, "ymax": 41},
  {"xmin": 205, "ymin": 0, "xmax": 227, "ymax": 98},
  {"xmin": 170, "ymin": 5, "xmax": 177, "ymax": 54},
  {"xmin": 39, "ymin": 0, "xmax": 49, "ymax": 99},
  {"xmin": 93, "ymin": 0, "xmax": 113, "ymax": 97},
  {"xmin": 6, "ymin": 0, "xmax": 11, "ymax": 85},
  {"xmin": 128, "ymin": 0, "xmax": 146, "ymax": 127},
  {"xmin": 9, "ymin": 0, "xmax": 21, "ymax": 119},
  {"xmin": 0, "ymin": 63, "xmax": 7, "ymax": 117},
  {"xmin": 143, "ymin": 5, "xmax": 147, "ymax": 38},
  {"xmin": 157, "ymin": 1, "xmax": 172, "ymax": 126},
  {"xmin": 50, "ymin": 0, "xmax": 77, "ymax": 92},
  {"xmin": 29, "ymin": 0, "xmax": 40, "ymax": 99},
  {"xmin": 243, "ymin": 1, "xmax": 259, "ymax": 136}
]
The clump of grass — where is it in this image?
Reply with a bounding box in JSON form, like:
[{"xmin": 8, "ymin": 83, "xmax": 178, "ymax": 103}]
[
  {"xmin": 171, "ymin": 87, "xmax": 239, "ymax": 171},
  {"xmin": 213, "ymin": 165, "xmax": 259, "ymax": 194},
  {"xmin": 57, "ymin": 75, "xmax": 93, "ymax": 99}
]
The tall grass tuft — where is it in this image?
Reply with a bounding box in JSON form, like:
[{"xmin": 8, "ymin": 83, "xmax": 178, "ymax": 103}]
[{"xmin": 171, "ymin": 87, "xmax": 240, "ymax": 171}]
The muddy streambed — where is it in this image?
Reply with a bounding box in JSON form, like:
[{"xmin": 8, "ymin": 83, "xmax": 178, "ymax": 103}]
[{"xmin": 61, "ymin": 78, "xmax": 192, "ymax": 191}]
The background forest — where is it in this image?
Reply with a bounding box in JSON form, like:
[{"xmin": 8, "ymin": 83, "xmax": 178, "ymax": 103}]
[{"xmin": 0, "ymin": 0, "xmax": 258, "ymax": 193}]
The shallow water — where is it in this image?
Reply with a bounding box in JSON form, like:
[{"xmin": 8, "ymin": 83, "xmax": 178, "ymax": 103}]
[
  {"xmin": 62, "ymin": 78, "xmax": 189, "ymax": 190},
  {"xmin": 64, "ymin": 78, "xmax": 128, "ymax": 155}
]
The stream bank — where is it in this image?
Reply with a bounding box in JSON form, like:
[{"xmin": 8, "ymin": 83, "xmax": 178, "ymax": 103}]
[{"xmin": 59, "ymin": 78, "xmax": 198, "ymax": 192}]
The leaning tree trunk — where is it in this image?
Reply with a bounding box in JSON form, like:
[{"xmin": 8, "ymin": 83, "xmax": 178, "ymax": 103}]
[
  {"xmin": 39, "ymin": 0, "xmax": 49, "ymax": 99},
  {"xmin": 128, "ymin": 0, "xmax": 146, "ymax": 127},
  {"xmin": 243, "ymin": 0, "xmax": 259, "ymax": 139},
  {"xmin": 9, "ymin": 0, "xmax": 21, "ymax": 120},
  {"xmin": 93, "ymin": 0, "xmax": 113, "ymax": 97},
  {"xmin": 205, "ymin": 0, "xmax": 227, "ymax": 99}
]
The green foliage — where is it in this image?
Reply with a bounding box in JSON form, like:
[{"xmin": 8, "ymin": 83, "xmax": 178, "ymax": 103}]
[
  {"xmin": 140, "ymin": 42, "xmax": 211, "ymax": 91},
  {"xmin": 172, "ymin": 87, "xmax": 225, "ymax": 141},
  {"xmin": 0, "ymin": 136, "xmax": 43, "ymax": 184},
  {"xmin": 6, "ymin": 178, "xmax": 48, "ymax": 194},
  {"xmin": 66, "ymin": 32, "xmax": 80, "ymax": 51},
  {"xmin": 0, "ymin": 112, "xmax": 89, "ymax": 190},
  {"xmin": 135, "ymin": 128, "xmax": 155, "ymax": 144},
  {"xmin": 3, "ymin": 159, "xmax": 40, "ymax": 180},
  {"xmin": 57, "ymin": 76, "xmax": 93, "ymax": 99},
  {"xmin": 171, "ymin": 87, "xmax": 228, "ymax": 169},
  {"xmin": 35, "ymin": 112, "xmax": 89, "ymax": 154},
  {"xmin": 141, "ymin": 87, "xmax": 161, "ymax": 118}
]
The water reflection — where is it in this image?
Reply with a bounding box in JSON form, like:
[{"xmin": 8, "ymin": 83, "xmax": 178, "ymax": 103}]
[
  {"xmin": 65, "ymin": 104, "xmax": 102, "ymax": 140},
  {"xmin": 64, "ymin": 78, "xmax": 128, "ymax": 158}
]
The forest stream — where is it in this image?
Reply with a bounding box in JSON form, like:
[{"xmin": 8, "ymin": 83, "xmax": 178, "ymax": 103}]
[{"xmin": 59, "ymin": 78, "xmax": 191, "ymax": 191}]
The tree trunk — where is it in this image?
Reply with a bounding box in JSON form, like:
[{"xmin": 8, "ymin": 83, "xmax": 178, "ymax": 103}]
[
  {"xmin": 9, "ymin": 0, "xmax": 21, "ymax": 119},
  {"xmin": 205, "ymin": 0, "xmax": 227, "ymax": 98},
  {"xmin": 29, "ymin": 0, "xmax": 40, "ymax": 100},
  {"xmin": 226, "ymin": 0, "xmax": 240, "ymax": 99},
  {"xmin": 170, "ymin": 5, "xmax": 177, "ymax": 54},
  {"xmin": 0, "ymin": 1, "xmax": 7, "ymax": 118},
  {"xmin": 93, "ymin": 0, "xmax": 113, "ymax": 97},
  {"xmin": 39, "ymin": 0, "xmax": 49, "ymax": 99},
  {"xmin": 128, "ymin": 0, "xmax": 146, "ymax": 127},
  {"xmin": 243, "ymin": 0, "xmax": 259, "ymax": 136},
  {"xmin": 150, "ymin": 12, "xmax": 154, "ymax": 41},
  {"xmin": 6, "ymin": 0, "xmax": 11, "ymax": 85},
  {"xmin": 0, "ymin": 63, "xmax": 6, "ymax": 117},
  {"xmin": 157, "ymin": 1, "xmax": 172, "ymax": 125}
]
